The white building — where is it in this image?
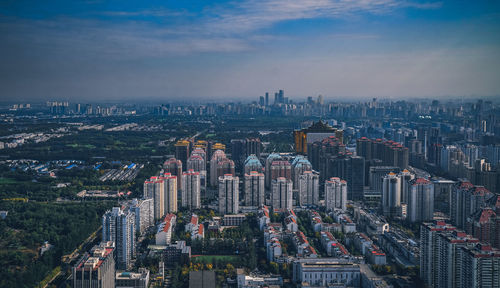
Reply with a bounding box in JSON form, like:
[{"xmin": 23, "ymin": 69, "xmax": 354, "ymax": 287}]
[
  {"xmin": 298, "ymin": 171, "xmax": 319, "ymax": 207},
  {"xmin": 129, "ymin": 198, "xmax": 154, "ymax": 235},
  {"xmin": 155, "ymin": 214, "xmax": 176, "ymax": 245},
  {"xmin": 292, "ymin": 259, "xmax": 361, "ymax": 287},
  {"xmin": 102, "ymin": 207, "xmax": 135, "ymax": 269},
  {"xmin": 381, "ymin": 172, "xmax": 401, "ymax": 218},
  {"xmin": 160, "ymin": 173, "xmax": 178, "ymax": 213},
  {"xmin": 218, "ymin": 174, "xmax": 239, "ymax": 214},
  {"xmin": 325, "ymin": 177, "xmax": 347, "ymax": 212},
  {"xmin": 407, "ymin": 178, "xmax": 434, "ymax": 222},
  {"xmin": 271, "ymin": 177, "xmax": 293, "ymax": 210},
  {"xmin": 143, "ymin": 177, "xmax": 164, "ymax": 220},
  {"xmin": 182, "ymin": 170, "xmax": 201, "ymax": 210},
  {"xmin": 244, "ymin": 171, "xmax": 265, "ymax": 207}
]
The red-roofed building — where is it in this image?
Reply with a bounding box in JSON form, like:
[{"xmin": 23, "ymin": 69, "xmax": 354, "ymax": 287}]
[
  {"xmin": 72, "ymin": 242, "xmax": 115, "ymax": 288},
  {"xmin": 156, "ymin": 214, "xmax": 177, "ymax": 245},
  {"xmin": 451, "ymin": 181, "xmax": 493, "ymax": 229},
  {"xmin": 467, "ymin": 207, "xmax": 500, "ymax": 249}
]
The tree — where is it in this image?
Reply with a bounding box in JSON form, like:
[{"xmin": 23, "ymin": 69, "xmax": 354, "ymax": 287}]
[{"xmin": 270, "ymin": 262, "xmax": 279, "ymax": 274}]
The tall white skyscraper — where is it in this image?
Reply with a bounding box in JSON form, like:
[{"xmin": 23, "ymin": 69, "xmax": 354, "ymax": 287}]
[
  {"xmin": 144, "ymin": 176, "xmax": 164, "ymax": 220},
  {"xmin": 265, "ymin": 153, "xmax": 282, "ymax": 188},
  {"xmin": 182, "ymin": 169, "xmax": 201, "ymax": 210},
  {"xmin": 129, "ymin": 198, "xmax": 154, "ymax": 235},
  {"xmin": 399, "ymin": 169, "xmax": 415, "ymax": 204},
  {"xmin": 325, "ymin": 177, "xmax": 347, "ymax": 211},
  {"xmin": 244, "ymin": 171, "xmax": 265, "ymax": 206},
  {"xmin": 218, "ymin": 174, "xmax": 239, "ymax": 214},
  {"xmin": 210, "ymin": 150, "xmax": 227, "ymax": 187},
  {"xmin": 382, "ymin": 172, "xmax": 401, "ymax": 218},
  {"xmin": 102, "ymin": 207, "xmax": 135, "ymax": 269},
  {"xmin": 408, "ymin": 178, "xmax": 435, "ymax": 222},
  {"xmin": 292, "ymin": 156, "xmax": 312, "ymax": 188},
  {"xmin": 298, "ymin": 171, "xmax": 319, "ymax": 206},
  {"xmin": 160, "ymin": 173, "xmax": 177, "ymax": 214},
  {"xmin": 271, "ymin": 177, "xmax": 293, "ymax": 210}
]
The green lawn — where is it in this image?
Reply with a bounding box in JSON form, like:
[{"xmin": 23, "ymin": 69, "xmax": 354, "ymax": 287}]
[
  {"xmin": 0, "ymin": 178, "xmax": 18, "ymax": 184},
  {"xmin": 66, "ymin": 143, "xmax": 96, "ymax": 149}
]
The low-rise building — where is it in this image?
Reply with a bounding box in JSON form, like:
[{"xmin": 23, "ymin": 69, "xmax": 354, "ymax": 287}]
[
  {"xmin": 115, "ymin": 268, "xmax": 150, "ymax": 288},
  {"xmin": 379, "ymin": 231, "xmax": 418, "ymax": 267},
  {"xmin": 293, "ymin": 231, "xmax": 318, "ymax": 258},
  {"xmin": 156, "ymin": 214, "xmax": 176, "ymax": 245},
  {"xmin": 310, "ymin": 211, "xmax": 323, "ymax": 232},
  {"xmin": 320, "ymin": 231, "xmax": 349, "ymax": 258},
  {"xmin": 292, "ymin": 258, "xmax": 361, "ymax": 287},
  {"xmin": 353, "ymin": 206, "xmax": 389, "ymax": 236},
  {"xmin": 236, "ymin": 269, "xmax": 283, "ymax": 288},
  {"xmin": 223, "ymin": 214, "xmax": 246, "ymax": 226},
  {"xmin": 258, "ymin": 205, "xmax": 270, "ymax": 231},
  {"xmin": 189, "ymin": 270, "xmax": 216, "ymax": 288},
  {"xmin": 185, "ymin": 214, "xmax": 205, "ymax": 240},
  {"xmin": 163, "ymin": 241, "xmax": 191, "ymax": 267}
]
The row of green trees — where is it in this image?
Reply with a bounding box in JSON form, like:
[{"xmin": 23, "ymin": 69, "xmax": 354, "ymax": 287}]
[{"xmin": 0, "ymin": 201, "xmax": 114, "ymax": 287}]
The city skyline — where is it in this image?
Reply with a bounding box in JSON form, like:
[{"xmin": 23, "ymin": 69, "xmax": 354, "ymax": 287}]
[{"xmin": 1, "ymin": 1, "xmax": 499, "ymax": 101}]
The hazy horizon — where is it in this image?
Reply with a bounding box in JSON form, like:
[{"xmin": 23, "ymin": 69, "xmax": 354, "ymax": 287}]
[{"xmin": 1, "ymin": 1, "xmax": 499, "ymax": 102}]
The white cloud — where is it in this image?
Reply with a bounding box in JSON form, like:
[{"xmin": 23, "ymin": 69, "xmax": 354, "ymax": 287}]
[{"xmin": 203, "ymin": 0, "xmax": 442, "ymax": 34}]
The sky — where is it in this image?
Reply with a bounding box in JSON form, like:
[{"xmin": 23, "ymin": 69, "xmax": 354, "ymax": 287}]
[{"xmin": 0, "ymin": 0, "xmax": 499, "ymax": 102}]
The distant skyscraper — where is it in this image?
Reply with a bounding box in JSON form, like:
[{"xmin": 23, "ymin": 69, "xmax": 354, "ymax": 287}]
[
  {"xmin": 325, "ymin": 177, "xmax": 347, "ymax": 212},
  {"xmin": 348, "ymin": 156, "xmax": 365, "ymax": 201},
  {"xmin": 356, "ymin": 138, "xmax": 409, "ymax": 169},
  {"xmin": 399, "ymin": 169, "xmax": 415, "ymax": 204},
  {"xmin": 175, "ymin": 140, "xmax": 191, "ymax": 170},
  {"xmin": 210, "ymin": 149, "xmax": 224, "ymax": 186},
  {"xmin": 271, "ymin": 177, "xmax": 293, "ymax": 210},
  {"xmin": 210, "ymin": 150, "xmax": 234, "ymax": 187},
  {"xmin": 278, "ymin": 89, "xmax": 284, "ymax": 103},
  {"xmin": 188, "ymin": 149, "xmax": 207, "ymax": 190},
  {"xmin": 259, "ymin": 96, "xmax": 265, "ymax": 106},
  {"xmin": 270, "ymin": 160, "xmax": 292, "ymax": 185},
  {"xmin": 265, "ymin": 153, "xmax": 282, "ymax": 188},
  {"xmin": 292, "ymin": 156, "xmax": 312, "ymax": 189},
  {"xmin": 369, "ymin": 166, "xmax": 400, "ymax": 193},
  {"xmin": 298, "ymin": 171, "xmax": 319, "ymax": 207},
  {"xmin": 187, "ymin": 154, "xmax": 205, "ymax": 172},
  {"xmin": 231, "ymin": 139, "xmax": 246, "ymax": 166},
  {"xmin": 181, "ymin": 170, "xmax": 201, "ymax": 210},
  {"xmin": 102, "ymin": 207, "xmax": 135, "ymax": 269},
  {"xmin": 160, "ymin": 173, "xmax": 178, "ymax": 214},
  {"xmin": 294, "ymin": 121, "xmax": 343, "ymax": 155},
  {"xmin": 163, "ymin": 158, "xmax": 183, "ymax": 191},
  {"xmin": 190, "ymin": 147, "xmax": 207, "ymax": 168},
  {"xmin": 129, "ymin": 198, "xmax": 154, "ymax": 235},
  {"xmin": 381, "ymin": 172, "xmax": 401, "ymax": 218},
  {"xmin": 450, "ymin": 181, "xmax": 493, "ymax": 229},
  {"xmin": 218, "ymin": 174, "xmax": 239, "ymax": 214},
  {"xmin": 246, "ymin": 138, "xmax": 261, "ymax": 158},
  {"xmin": 144, "ymin": 176, "xmax": 164, "ymax": 220},
  {"xmin": 265, "ymin": 92, "xmax": 269, "ymax": 106},
  {"xmin": 72, "ymin": 241, "xmax": 115, "ymax": 288},
  {"xmin": 407, "ymin": 178, "xmax": 434, "ymax": 222},
  {"xmin": 244, "ymin": 171, "xmax": 265, "ymax": 207},
  {"xmin": 244, "ymin": 155, "xmax": 263, "ymax": 175}
]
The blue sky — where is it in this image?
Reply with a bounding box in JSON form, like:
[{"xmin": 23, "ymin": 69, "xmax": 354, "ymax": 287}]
[{"xmin": 1, "ymin": 0, "xmax": 499, "ymax": 102}]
